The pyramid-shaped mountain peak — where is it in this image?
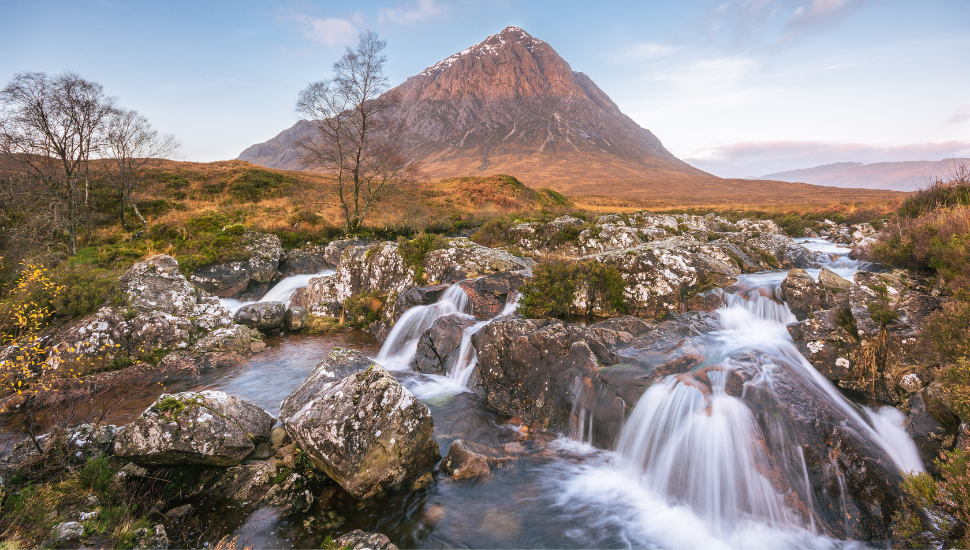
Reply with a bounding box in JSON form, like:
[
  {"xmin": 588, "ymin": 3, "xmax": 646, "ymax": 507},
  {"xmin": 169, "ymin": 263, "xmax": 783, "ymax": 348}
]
[{"xmin": 239, "ymin": 27, "xmax": 714, "ymax": 198}]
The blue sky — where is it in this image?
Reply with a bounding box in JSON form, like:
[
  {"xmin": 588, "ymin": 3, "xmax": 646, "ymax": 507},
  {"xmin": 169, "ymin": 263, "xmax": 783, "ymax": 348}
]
[{"xmin": 2, "ymin": 0, "xmax": 968, "ymax": 177}]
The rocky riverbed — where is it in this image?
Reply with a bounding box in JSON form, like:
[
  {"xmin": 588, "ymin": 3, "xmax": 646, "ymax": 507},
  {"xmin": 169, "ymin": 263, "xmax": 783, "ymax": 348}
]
[{"xmin": 1, "ymin": 212, "xmax": 961, "ymax": 549}]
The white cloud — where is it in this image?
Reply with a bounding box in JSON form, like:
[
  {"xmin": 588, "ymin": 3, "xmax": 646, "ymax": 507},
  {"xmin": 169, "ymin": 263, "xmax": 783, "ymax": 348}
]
[
  {"xmin": 378, "ymin": 0, "xmax": 446, "ymax": 26},
  {"xmin": 618, "ymin": 42, "xmax": 679, "ymax": 61},
  {"xmin": 296, "ymin": 15, "xmax": 359, "ymax": 48}
]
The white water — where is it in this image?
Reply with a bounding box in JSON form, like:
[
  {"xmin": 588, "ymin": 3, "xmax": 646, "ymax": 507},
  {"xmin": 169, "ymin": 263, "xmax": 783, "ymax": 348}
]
[
  {"xmin": 378, "ymin": 287, "xmax": 519, "ymax": 399},
  {"xmin": 219, "ymin": 269, "xmax": 335, "ymax": 314},
  {"xmin": 550, "ymin": 238, "xmax": 921, "ymax": 547},
  {"xmin": 375, "ymin": 284, "xmax": 469, "ymax": 371}
]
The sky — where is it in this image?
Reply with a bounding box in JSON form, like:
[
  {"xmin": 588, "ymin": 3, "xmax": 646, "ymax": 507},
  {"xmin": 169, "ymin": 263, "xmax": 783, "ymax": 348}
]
[{"xmin": 2, "ymin": 0, "xmax": 969, "ymax": 178}]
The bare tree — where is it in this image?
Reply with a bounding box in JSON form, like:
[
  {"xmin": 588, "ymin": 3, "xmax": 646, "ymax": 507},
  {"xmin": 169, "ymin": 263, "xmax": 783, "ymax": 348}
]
[
  {"xmin": 296, "ymin": 31, "xmax": 419, "ymax": 233},
  {"xmin": 0, "ymin": 71, "xmax": 115, "ymax": 255},
  {"xmin": 104, "ymin": 108, "xmax": 180, "ymax": 229}
]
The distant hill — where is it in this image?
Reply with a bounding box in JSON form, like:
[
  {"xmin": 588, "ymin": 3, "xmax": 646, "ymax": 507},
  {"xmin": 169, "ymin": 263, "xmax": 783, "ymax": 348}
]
[{"xmin": 754, "ymin": 159, "xmax": 970, "ymax": 192}]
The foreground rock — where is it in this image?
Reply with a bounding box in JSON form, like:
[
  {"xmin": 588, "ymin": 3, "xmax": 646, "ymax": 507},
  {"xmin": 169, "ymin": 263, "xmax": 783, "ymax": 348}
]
[
  {"xmin": 113, "ymin": 390, "xmax": 275, "ymax": 466},
  {"xmin": 280, "ymin": 350, "xmax": 440, "ymax": 499}
]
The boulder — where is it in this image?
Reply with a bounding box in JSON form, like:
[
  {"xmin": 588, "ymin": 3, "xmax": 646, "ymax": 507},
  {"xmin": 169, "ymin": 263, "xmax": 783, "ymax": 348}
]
[
  {"xmin": 233, "ymin": 301, "xmax": 286, "ymax": 331},
  {"xmin": 284, "ymin": 306, "xmax": 308, "ymax": 331},
  {"xmin": 440, "ymin": 439, "xmax": 515, "ymax": 479},
  {"xmin": 280, "ymin": 351, "xmax": 440, "ymax": 499},
  {"xmin": 472, "ymin": 315, "xmax": 657, "ymax": 436},
  {"xmin": 780, "ymin": 269, "xmax": 822, "ymax": 320},
  {"xmin": 113, "ymin": 390, "xmax": 275, "ymax": 466},
  {"xmin": 190, "ymin": 232, "xmax": 284, "ymax": 300},
  {"xmin": 45, "ymin": 255, "xmax": 233, "ymax": 375},
  {"xmin": 411, "ymin": 314, "xmax": 478, "ymax": 375},
  {"xmin": 335, "ymin": 530, "xmax": 399, "ymax": 550},
  {"xmin": 819, "ymin": 267, "xmax": 852, "ymax": 290}
]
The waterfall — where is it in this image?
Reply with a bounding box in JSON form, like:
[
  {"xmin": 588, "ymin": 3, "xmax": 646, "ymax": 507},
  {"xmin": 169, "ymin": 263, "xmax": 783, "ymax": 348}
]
[
  {"xmin": 219, "ymin": 269, "xmax": 335, "ymax": 313},
  {"xmin": 444, "ymin": 293, "xmax": 521, "ymax": 387},
  {"xmin": 376, "ymin": 284, "xmax": 469, "ymax": 370},
  {"xmin": 609, "ymin": 280, "xmax": 923, "ymax": 539}
]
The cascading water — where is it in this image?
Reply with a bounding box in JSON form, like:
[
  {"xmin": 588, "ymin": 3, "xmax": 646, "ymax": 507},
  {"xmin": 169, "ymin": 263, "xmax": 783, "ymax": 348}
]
[
  {"xmin": 375, "ymin": 284, "xmax": 469, "ymax": 370},
  {"xmin": 444, "ymin": 297, "xmax": 520, "ymax": 388},
  {"xmin": 595, "ymin": 280, "xmax": 922, "ymax": 543},
  {"xmin": 219, "ymin": 269, "xmax": 335, "ymax": 313}
]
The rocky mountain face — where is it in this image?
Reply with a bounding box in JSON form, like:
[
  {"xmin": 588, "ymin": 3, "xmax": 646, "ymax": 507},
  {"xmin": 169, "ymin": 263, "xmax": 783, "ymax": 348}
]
[{"xmin": 239, "ymin": 26, "xmax": 713, "ymax": 198}]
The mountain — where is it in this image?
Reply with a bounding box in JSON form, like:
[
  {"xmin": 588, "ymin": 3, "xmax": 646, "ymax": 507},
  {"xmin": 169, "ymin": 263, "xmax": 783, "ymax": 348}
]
[
  {"xmin": 755, "ymin": 159, "xmax": 970, "ymax": 192},
  {"xmin": 240, "ymin": 26, "xmax": 716, "ymax": 198},
  {"xmin": 239, "ymin": 26, "xmax": 900, "ymax": 203}
]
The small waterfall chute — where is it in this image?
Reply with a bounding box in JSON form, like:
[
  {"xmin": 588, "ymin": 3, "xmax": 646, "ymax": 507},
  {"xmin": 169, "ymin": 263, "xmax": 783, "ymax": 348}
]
[{"xmin": 375, "ymin": 284, "xmax": 469, "ymax": 370}]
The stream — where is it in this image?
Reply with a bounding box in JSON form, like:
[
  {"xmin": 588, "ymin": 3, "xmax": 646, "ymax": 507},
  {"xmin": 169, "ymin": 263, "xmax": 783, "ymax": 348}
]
[{"xmin": 5, "ymin": 239, "xmax": 925, "ymax": 548}]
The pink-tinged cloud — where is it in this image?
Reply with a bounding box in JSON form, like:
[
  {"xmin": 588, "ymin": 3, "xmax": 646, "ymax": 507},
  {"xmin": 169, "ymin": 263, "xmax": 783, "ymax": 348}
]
[{"xmin": 685, "ymin": 140, "xmax": 970, "ymax": 179}]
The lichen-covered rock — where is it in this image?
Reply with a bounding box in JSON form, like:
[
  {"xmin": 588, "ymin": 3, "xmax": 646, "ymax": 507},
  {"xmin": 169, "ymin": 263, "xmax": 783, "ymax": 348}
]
[
  {"xmin": 301, "ymin": 242, "xmax": 415, "ymax": 314},
  {"xmin": 411, "ymin": 314, "xmax": 478, "ymax": 374},
  {"xmin": 280, "ymin": 352, "xmax": 440, "ymax": 499},
  {"xmin": 189, "ymin": 232, "xmax": 283, "ymax": 300},
  {"xmin": 45, "ymin": 522, "xmax": 83, "ymax": 547},
  {"xmin": 45, "ymin": 255, "xmax": 232, "ymax": 376},
  {"xmin": 234, "ymin": 301, "xmax": 286, "ymax": 331},
  {"xmin": 284, "ymin": 306, "xmax": 308, "ymax": 331},
  {"xmin": 788, "ymin": 271, "xmax": 941, "ymax": 403},
  {"xmin": 335, "ymin": 530, "xmax": 399, "ymax": 550},
  {"xmin": 424, "ymin": 238, "xmax": 531, "ymax": 283},
  {"xmin": 781, "ymin": 269, "xmax": 822, "ymax": 320},
  {"xmin": 745, "ymin": 234, "xmax": 816, "ymax": 268},
  {"xmin": 587, "ymin": 238, "xmax": 739, "ymax": 319},
  {"xmin": 113, "ymin": 390, "xmax": 275, "ymax": 466}
]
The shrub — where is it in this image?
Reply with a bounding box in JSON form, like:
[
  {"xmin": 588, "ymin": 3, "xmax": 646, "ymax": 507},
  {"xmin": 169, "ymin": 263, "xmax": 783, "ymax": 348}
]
[
  {"xmin": 226, "ymin": 168, "xmax": 296, "ymax": 202},
  {"xmin": 893, "ymin": 448, "xmax": 970, "ymax": 548},
  {"xmin": 342, "ymin": 291, "xmax": 385, "ymax": 328},
  {"xmin": 898, "ymin": 165, "xmax": 970, "ymax": 218},
  {"xmin": 519, "ymin": 259, "xmax": 626, "ymax": 318},
  {"xmin": 939, "ymin": 357, "xmax": 970, "ymax": 423},
  {"xmin": 471, "ymin": 216, "xmax": 517, "ymax": 248},
  {"xmin": 398, "ymin": 233, "xmax": 449, "ymax": 276},
  {"xmin": 49, "ymin": 265, "xmax": 126, "ymax": 321},
  {"xmin": 923, "ymin": 301, "xmax": 970, "ymax": 361}
]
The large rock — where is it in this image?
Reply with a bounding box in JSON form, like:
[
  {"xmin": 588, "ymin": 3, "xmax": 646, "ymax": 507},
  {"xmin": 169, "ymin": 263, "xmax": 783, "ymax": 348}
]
[
  {"xmin": 190, "ymin": 232, "xmax": 284, "ymax": 300},
  {"xmin": 45, "ymin": 255, "xmax": 233, "ymax": 376},
  {"xmin": 233, "ymin": 301, "xmax": 286, "ymax": 331},
  {"xmin": 586, "ymin": 238, "xmax": 739, "ymax": 319},
  {"xmin": 113, "ymin": 390, "xmax": 275, "ymax": 466},
  {"xmin": 299, "ymin": 242, "xmax": 415, "ymax": 315},
  {"xmin": 781, "ymin": 269, "xmax": 822, "ymax": 320},
  {"xmin": 411, "ymin": 314, "xmax": 478, "ymax": 374},
  {"xmin": 280, "ymin": 351, "xmax": 440, "ymax": 499},
  {"xmin": 472, "ymin": 315, "xmax": 656, "ymax": 436}
]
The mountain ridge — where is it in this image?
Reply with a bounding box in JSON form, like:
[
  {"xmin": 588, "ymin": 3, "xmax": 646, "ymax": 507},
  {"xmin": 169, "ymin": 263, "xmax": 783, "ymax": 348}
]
[{"xmin": 754, "ymin": 158, "xmax": 970, "ymax": 192}]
